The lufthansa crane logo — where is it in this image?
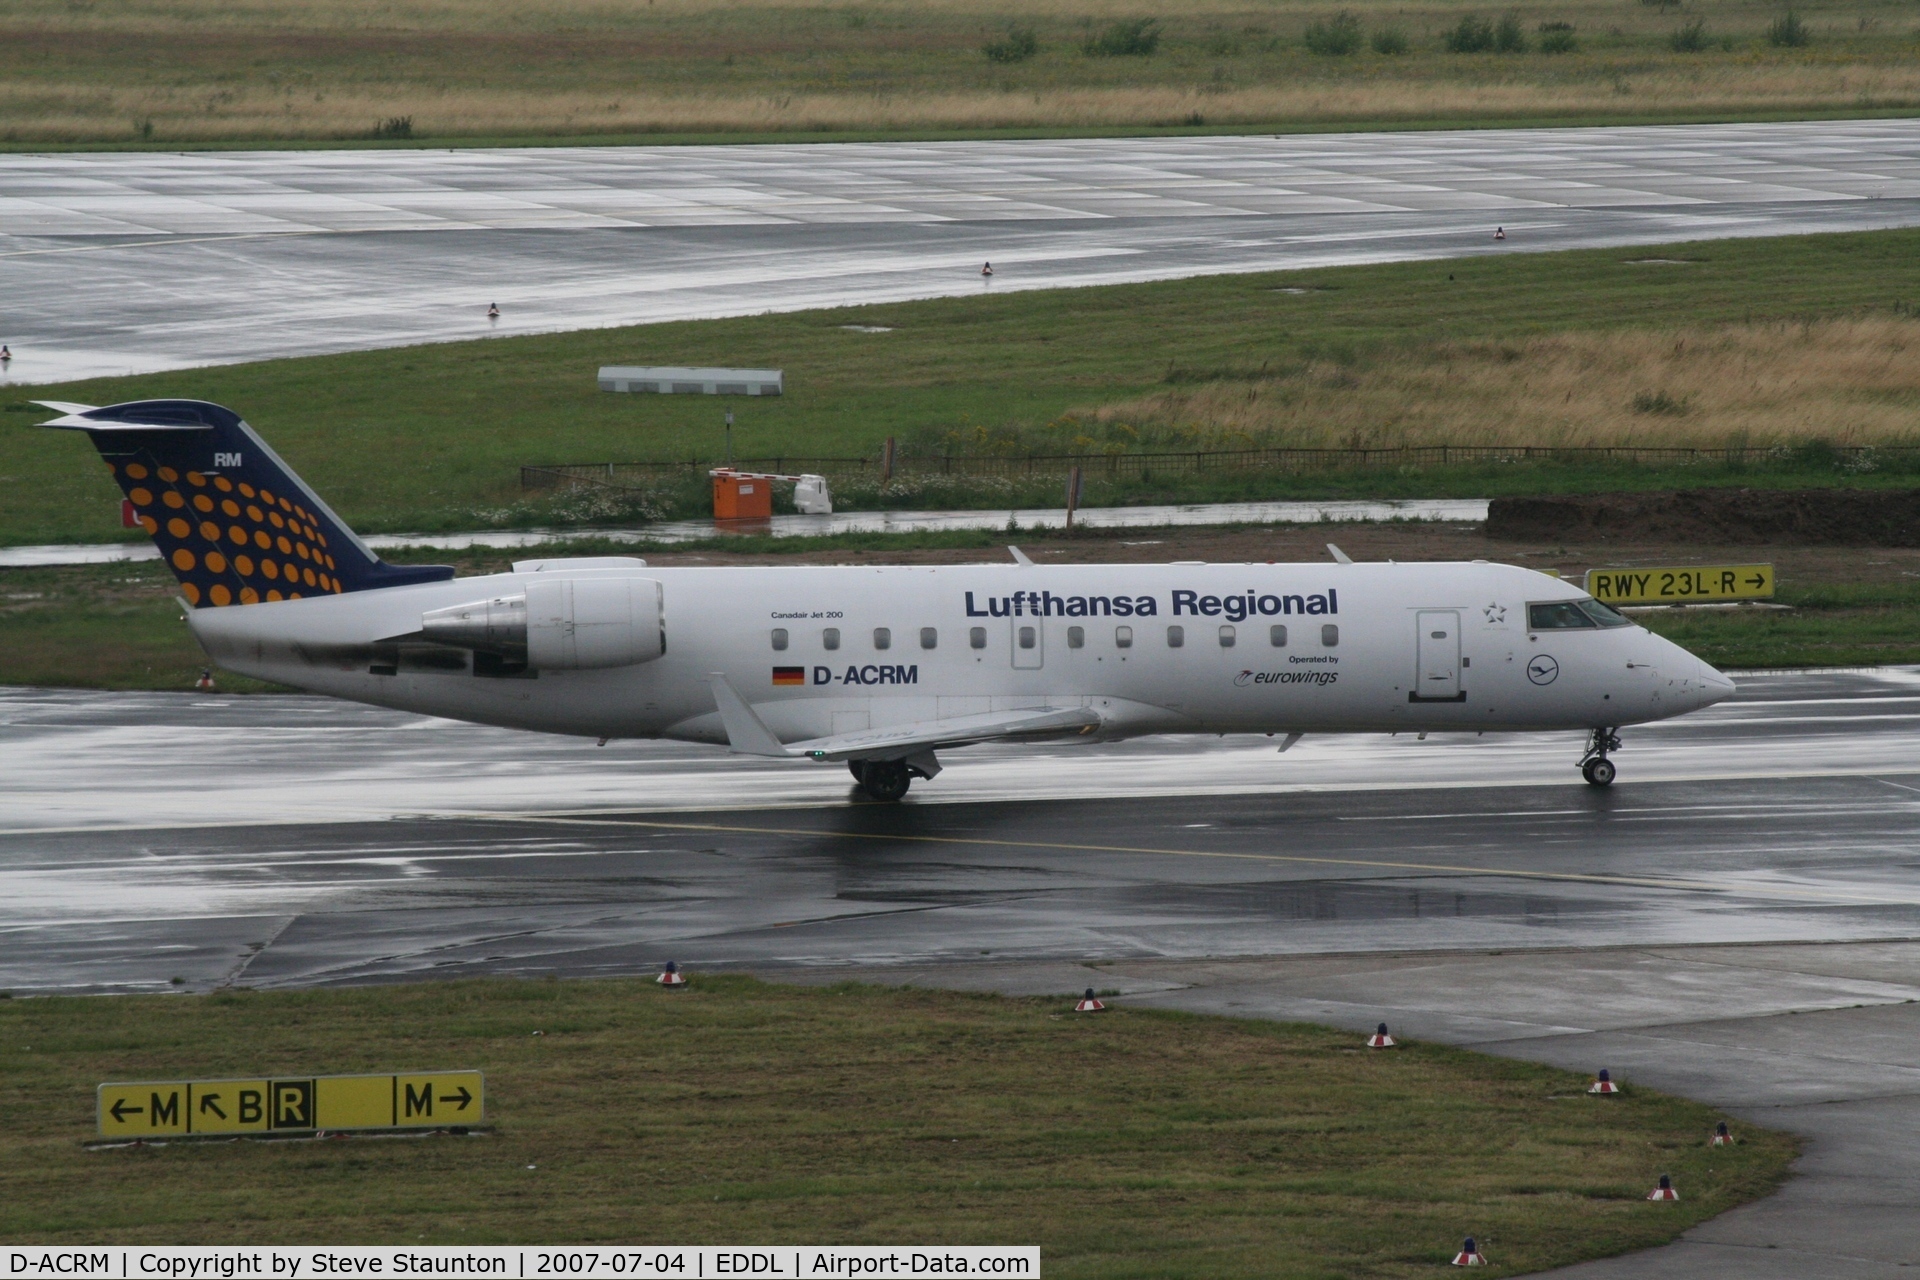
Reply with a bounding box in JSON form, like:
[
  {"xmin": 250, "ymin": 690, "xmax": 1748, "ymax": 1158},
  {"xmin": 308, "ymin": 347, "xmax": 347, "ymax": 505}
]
[{"xmin": 1527, "ymin": 655, "xmax": 1560, "ymax": 685}]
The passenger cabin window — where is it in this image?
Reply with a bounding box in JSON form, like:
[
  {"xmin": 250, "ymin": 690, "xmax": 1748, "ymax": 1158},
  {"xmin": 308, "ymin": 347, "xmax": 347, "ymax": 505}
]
[
  {"xmin": 920, "ymin": 627, "xmax": 938, "ymax": 649},
  {"xmin": 874, "ymin": 627, "xmax": 891, "ymax": 650},
  {"xmin": 1529, "ymin": 601, "xmax": 1597, "ymax": 630},
  {"xmin": 1067, "ymin": 626, "xmax": 1085, "ymax": 649},
  {"xmin": 1270, "ymin": 624, "xmax": 1288, "ymax": 647},
  {"xmin": 969, "ymin": 626, "xmax": 987, "ymax": 649},
  {"xmin": 1018, "ymin": 625, "xmax": 1036, "ymax": 650},
  {"xmin": 1115, "ymin": 625, "xmax": 1133, "ymax": 649},
  {"xmin": 1167, "ymin": 625, "xmax": 1185, "ymax": 649},
  {"xmin": 771, "ymin": 628, "xmax": 789, "ymax": 651},
  {"xmin": 823, "ymin": 627, "xmax": 840, "ymax": 650},
  {"xmin": 1218, "ymin": 625, "xmax": 1236, "ymax": 648},
  {"xmin": 1321, "ymin": 624, "xmax": 1339, "ymax": 647}
]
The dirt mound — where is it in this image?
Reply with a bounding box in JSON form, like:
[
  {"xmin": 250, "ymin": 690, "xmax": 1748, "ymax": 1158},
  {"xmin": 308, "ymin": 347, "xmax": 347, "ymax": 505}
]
[{"xmin": 1486, "ymin": 488, "xmax": 1920, "ymax": 546}]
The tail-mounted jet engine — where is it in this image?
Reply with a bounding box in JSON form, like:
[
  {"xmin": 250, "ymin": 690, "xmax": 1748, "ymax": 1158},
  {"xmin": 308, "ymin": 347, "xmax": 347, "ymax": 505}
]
[{"xmin": 421, "ymin": 576, "xmax": 664, "ymax": 669}]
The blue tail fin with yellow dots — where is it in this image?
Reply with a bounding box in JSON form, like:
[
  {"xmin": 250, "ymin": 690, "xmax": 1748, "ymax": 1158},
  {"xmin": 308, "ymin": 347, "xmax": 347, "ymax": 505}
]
[{"xmin": 42, "ymin": 399, "xmax": 453, "ymax": 608}]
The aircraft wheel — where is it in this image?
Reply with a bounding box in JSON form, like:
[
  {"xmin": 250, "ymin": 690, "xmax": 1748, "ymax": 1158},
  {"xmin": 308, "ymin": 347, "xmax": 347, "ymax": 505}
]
[
  {"xmin": 859, "ymin": 759, "xmax": 912, "ymax": 802},
  {"xmin": 1582, "ymin": 757, "xmax": 1617, "ymax": 787},
  {"xmin": 846, "ymin": 760, "xmax": 868, "ymax": 785}
]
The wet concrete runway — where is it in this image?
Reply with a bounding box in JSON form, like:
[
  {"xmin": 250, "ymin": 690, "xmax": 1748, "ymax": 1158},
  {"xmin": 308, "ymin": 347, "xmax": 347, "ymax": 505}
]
[
  {"xmin": 4, "ymin": 669, "xmax": 1918, "ymax": 1273},
  {"xmin": 4, "ymin": 119, "xmax": 1920, "ymax": 381}
]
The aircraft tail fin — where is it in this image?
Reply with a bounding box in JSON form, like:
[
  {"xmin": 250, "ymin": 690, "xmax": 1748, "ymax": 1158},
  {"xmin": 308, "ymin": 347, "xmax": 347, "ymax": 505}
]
[{"xmin": 43, "ymin": 399, "xmax": 453, "ymax": 608}]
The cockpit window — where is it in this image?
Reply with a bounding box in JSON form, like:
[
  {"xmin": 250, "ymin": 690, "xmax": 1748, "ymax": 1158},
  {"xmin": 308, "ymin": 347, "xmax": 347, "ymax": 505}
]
[
  {"xmin": 1576, "ymin": 598, "xmax": 1635, "ymax": 628},
  {"xmin": 1528, "ymin": 601, "xmax": 1597, "ymax": 630}
]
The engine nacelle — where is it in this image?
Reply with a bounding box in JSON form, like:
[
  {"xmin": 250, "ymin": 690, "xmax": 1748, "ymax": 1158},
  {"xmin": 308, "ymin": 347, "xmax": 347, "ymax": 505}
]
[
  {"xmin": 528, "ymin": 576, "xmax": 664, "ymax": 669},
  {"xmin": 418, "ymin": 576, "xmax": 664, "ymax": 669}
]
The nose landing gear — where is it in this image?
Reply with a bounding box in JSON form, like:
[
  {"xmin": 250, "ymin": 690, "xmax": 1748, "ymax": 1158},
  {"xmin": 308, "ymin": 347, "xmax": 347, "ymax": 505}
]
[{"xmin": 1580, "ymin": 728, "xmax": 1622, "ymax": 787}]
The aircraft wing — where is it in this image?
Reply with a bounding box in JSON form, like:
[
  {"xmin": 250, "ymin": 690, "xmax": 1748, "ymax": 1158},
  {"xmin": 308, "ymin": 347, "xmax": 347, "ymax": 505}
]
[{"xmin": 707, "ymin": 674, "xmax": 1100, "ymax": 762}]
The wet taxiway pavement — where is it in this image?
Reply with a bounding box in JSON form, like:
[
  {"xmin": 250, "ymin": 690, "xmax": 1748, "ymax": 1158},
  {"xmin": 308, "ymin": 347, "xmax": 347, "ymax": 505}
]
[
  {"xmin": 4, "ymin": 120, "xmax": 1920, "ymax": 381},
  {"xmin": 5, "ymin": 666, "xmax": 1919, "ymax": 992},
  {"xmin": 4, "ymin": 669, "xmax": 1918, "ymax": 1272}
]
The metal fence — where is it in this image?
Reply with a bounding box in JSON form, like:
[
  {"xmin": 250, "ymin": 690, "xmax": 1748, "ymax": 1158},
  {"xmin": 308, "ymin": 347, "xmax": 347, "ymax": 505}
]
[{"xmin": 522, "ymin": 443, "xmax": 1920, "ymax": 492}]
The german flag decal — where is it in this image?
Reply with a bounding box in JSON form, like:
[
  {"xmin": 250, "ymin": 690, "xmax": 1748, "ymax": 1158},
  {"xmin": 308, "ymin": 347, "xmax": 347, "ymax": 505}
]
[{"xmin": 772, "ymin": 666, "xmax": 806, "ymax": 686}]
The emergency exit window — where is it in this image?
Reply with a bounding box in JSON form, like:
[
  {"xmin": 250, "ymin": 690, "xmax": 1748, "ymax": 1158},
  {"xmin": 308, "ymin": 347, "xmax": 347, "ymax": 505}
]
[{"xmin": 1018, "ymin": 626, "xmax": 1036, "ymax": 650}]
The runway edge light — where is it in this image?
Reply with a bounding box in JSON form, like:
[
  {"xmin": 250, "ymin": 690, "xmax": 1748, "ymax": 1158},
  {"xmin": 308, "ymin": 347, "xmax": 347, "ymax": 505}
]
[
  {"xmin": 1713, "ymin": 1121, "xmax": 1735, "ymax": 1146},
  {"xmin": 1074, "ymin": 987, "xmax": 1106, "ymax": 1013},
  {"xmin": 1367, "ymin": 1022, "xmax": 1396, "ymax": 1048},
  {"xmin": 1588, "ymin": 1068, "xmax": 1619, "ymax": 1095},
  {"xmin": 658, "ymin": 961, "xmax": 687, "ymax": 987},
  {"xmin": 1451, "ymin": 1237, "xmax": 1488, "ymax": 1266},
  {"xmin": 1648, "ymin": 1174, "xmax": 1680, "ymax": 1201}
]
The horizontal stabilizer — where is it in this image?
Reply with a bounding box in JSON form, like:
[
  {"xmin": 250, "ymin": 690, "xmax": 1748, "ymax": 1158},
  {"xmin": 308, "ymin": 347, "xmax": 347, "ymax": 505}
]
[{"xmin": 32, "ymin": 400, "xmax": 100, "ymax": 416}]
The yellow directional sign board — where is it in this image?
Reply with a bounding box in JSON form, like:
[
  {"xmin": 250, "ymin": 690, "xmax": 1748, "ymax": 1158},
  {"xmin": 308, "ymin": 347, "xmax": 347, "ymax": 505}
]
[
  {"xmin": 98, "ymin": 1070, "xmax": 482, "ymax": 1138},
  {"xmin": 1586, "ymin": 564, "xmax": 1774, "ymax": 606}
]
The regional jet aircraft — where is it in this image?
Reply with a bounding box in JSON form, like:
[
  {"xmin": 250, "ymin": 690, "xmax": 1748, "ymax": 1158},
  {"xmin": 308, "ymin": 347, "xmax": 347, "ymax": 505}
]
[{"xmin": 45, "ymin": 399, "xmax": 1734, "ymax": 800}]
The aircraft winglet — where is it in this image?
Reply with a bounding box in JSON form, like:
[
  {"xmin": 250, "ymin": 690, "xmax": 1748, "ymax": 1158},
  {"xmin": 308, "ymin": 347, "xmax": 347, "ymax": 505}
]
[
  {"xmin": 1327, "ymin": 543, "xmax": 1354, "ymax": 564},
  {"xmin": 706, "ymin": 673, "xmax": 795, "ymax": 757}
]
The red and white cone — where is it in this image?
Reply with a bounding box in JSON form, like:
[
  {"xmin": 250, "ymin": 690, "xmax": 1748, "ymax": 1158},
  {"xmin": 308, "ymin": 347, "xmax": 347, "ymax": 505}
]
[
  {"xmin": 656, "ymin": 961, "xmax": 686, "ymax": 987},
  {"xmin": 1366, "ymin": 1022, "xmax": 1396, "ymax": 1048},
  {"xmin": 1588, "ymin": 1068, "xmax": 1619, "ymax": 1095},
  {"xmin": 1451, "ymin": 1237, "xmax": 1488, "ymax": 1266},
  {"xmin": 195, "ymin": 668, "xmax": 216, "ymax": 691},
  {"xmin": 1647, "ymin": 1174, "xmax": 1679, "ymax": 1202},
  {"xmin": 1074, "ymin": 987, "xmax": 1105, "ymax": 1013},
  {"xmin": 1711, "ymin": 1121, "xmax": 1734, "ymax": 1147}
]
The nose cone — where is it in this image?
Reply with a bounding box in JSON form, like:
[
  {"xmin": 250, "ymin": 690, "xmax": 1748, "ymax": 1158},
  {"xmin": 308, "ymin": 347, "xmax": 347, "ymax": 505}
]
[{"xmin": 1697, "ymin": 659, "xmax": 1736, "ymax": 708}]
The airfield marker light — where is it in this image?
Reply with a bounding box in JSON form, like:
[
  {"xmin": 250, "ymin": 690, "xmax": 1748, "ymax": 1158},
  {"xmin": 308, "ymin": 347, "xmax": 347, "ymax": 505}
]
[
  {"xmin": 1367, "ymin": 1022, "xmax": 1396, "ymax": 1048},
  {"xmin": 1588, "ymin": 1068, "xmax": 1619, "ymax": 1095},
  {"xmin": 657, "ymin": 961, "xmax": 687, "ymax": 988},
  {"xmin": 1451, "ymin": 1237, "xmax": 1487, "ymax": 1266},
  {"xmin": 1648, "ymin": 1174, "xmax": 1679, "ymax": 1201},
  {"xmin": 1713, "ymin": 1121, "xmax": 1734, "ymax": 1146},
  {"xmin": 195, "ymin": 668, "xmax": 215, "ymax": 691},
  {"xmin": 1074, "ymin": 987, "xmax": 1106, "ymax": 1013}
]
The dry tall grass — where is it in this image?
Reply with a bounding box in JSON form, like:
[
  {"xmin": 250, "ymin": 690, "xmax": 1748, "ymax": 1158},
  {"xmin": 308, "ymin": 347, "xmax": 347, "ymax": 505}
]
[
  {"xmin": 1083, "ymin": 317, "xmax": 1920, "ymax": 450},
  {"xmin": 8, "ymin": 66, "xmax": 1920, "ymax": 142},
  {"xmin": 6, "ymin": 0, "xmax": 1920, "ymax": 142}
]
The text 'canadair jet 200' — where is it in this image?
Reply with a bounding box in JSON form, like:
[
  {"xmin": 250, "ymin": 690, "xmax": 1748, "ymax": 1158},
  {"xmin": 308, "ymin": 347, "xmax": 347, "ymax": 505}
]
[{"xmin": 49, "ymin": 399, "xmax": 1735, "ymax": 801}]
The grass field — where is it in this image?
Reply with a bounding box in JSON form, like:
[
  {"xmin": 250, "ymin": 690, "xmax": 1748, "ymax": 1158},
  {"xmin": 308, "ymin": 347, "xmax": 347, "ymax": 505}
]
[
  {"xmin": 8, "ymin": 531, "xmax": 1918, "ymax": 691},
  {"xmin": 0, "ymin": 975, "xmax": 1793, "ymax": 1268},
  {"xmin": 8, "ymin": 228, "xmax": 1920, "ymax": 547},
  {"xmin": 4, "ymin": 0, "xmax": 1920, "ymax": 144}
]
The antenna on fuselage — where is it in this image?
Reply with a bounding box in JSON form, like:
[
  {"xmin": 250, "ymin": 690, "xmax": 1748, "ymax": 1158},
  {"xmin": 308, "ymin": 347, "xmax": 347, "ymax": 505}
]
[{"xmin": 1326, "ymin": 543, "xmax": 1354, "ymax": 564}]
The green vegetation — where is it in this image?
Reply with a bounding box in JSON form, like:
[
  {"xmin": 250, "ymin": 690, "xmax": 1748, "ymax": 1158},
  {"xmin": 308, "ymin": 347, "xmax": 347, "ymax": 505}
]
[
  {"xmin": 0, "ymin": 975, "xmax": 1792, "ymax": 1265},
  {"xmin": 9, "ymin": 228, "xmax": 1920, "ymax": 547},
  {"xmin": 2, "ymin": 0, "xmax": 1918, "ymax": 146}
]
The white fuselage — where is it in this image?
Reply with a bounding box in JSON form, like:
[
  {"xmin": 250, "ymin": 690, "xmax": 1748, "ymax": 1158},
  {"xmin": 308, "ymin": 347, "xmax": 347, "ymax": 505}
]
[{"xmin": 188, "ymin": 559, "xmax": 1731, "ymax": 750}]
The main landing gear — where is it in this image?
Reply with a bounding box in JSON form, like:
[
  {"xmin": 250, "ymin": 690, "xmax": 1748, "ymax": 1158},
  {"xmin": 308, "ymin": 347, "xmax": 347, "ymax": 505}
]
[
  {"xmin": 847, "ymin": 758, "xmax": 921, "ymax": 802},
  {"xmin": 1580, "ymin": 727, "xmax": 1622, "ymax": 787}
]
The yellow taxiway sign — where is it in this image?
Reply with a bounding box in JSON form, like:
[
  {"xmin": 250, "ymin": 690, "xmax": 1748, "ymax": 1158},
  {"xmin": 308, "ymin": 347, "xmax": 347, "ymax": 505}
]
[
  {"xmin": 1586, "ymin": 564, "xmax": 1774, "ymax": 606},
  {"xmin": 97, "ymin": 1070, "xmax": 482, "ymax": 1138}
]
